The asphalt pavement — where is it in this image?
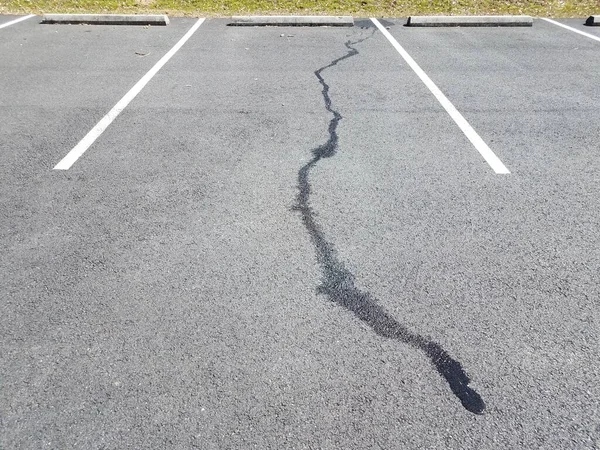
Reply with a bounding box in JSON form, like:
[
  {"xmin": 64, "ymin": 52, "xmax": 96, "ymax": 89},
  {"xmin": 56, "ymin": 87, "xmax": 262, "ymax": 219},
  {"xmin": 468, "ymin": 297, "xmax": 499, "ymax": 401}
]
[{"xmin": 1, "ymin": 14, "xmax": 599, "ymax": 449}]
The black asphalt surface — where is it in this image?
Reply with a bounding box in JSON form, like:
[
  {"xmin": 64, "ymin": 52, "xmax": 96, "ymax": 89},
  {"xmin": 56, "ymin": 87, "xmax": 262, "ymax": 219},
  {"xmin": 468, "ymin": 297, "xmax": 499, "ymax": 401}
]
[{"xmin": 1, "ymin": 15, "xmax": 599, "ymax": 449}]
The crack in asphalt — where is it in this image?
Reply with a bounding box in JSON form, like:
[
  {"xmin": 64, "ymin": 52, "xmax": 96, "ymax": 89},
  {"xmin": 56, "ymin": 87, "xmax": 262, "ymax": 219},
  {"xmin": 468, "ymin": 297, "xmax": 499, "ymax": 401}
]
[{"xmin": 293, "ymin": 34, "xmax": 486, "ymax": 415}]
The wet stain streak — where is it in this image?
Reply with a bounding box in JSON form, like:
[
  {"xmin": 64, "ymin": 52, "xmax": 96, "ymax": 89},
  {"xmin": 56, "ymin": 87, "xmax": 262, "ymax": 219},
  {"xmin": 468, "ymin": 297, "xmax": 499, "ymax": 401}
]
[{"xmin": 293, "ymin": 35, "xmax": 486, "ymax": 414}]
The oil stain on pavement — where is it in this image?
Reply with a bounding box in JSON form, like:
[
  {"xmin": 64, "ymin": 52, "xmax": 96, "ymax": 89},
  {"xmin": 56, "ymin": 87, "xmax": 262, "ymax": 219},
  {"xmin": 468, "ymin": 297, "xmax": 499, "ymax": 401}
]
[{"xmin": 293, "ymin": 33, "xmax": 486, "ymax": 415}]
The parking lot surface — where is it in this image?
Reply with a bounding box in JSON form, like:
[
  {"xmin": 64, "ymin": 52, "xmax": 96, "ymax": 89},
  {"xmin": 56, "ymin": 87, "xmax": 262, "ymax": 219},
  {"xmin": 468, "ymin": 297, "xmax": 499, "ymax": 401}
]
[{"xmin": 1, "ymin": 14, "xmax": 599, "ymax": 449}]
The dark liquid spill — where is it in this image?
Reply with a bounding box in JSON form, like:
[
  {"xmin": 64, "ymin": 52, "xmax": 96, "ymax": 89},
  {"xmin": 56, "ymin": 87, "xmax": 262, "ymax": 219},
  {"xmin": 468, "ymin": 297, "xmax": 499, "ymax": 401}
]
[{"xmin": 293, "ymin": 35, "xmax": 485, "ymax": 414}]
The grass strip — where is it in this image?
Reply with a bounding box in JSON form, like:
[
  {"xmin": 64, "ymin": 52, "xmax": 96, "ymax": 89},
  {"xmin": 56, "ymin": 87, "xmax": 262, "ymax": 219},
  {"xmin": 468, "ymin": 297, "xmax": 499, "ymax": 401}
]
[{"xmin": 1, "ymin": 0, "xmax": 597, "ymax": 18}]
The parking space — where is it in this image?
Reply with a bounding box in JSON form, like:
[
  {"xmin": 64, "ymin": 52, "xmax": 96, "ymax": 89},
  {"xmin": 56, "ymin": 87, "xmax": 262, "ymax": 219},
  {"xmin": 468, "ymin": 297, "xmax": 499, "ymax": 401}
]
[
  {"xmin": 0, "ymin": 17, "xmax": 199, "ymax": 170},
  {"xmin": 1, "ymin": 14, "xmax": 599, "ymax": 449},
  {"xmin": 386, "ymin": 18, "xmax": 600, "ymax": 173}
]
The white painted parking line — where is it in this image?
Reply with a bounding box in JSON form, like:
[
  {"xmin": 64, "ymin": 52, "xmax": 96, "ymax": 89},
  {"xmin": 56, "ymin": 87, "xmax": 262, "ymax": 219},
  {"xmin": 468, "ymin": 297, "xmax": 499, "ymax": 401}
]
[
  {"xmin": 53, "ymin": 18, "xmax": 205, "ymax": 170},
  {"xmin": 371, "ymin": 18, "xmax": 510, "ymax": 174},
  {"xmin": 0, "ymin": 14, "xmax": 35, "ymax": 30},
  {"xmin": 542, "ymin": 18, "xmax": 600, "ymax": 43}
]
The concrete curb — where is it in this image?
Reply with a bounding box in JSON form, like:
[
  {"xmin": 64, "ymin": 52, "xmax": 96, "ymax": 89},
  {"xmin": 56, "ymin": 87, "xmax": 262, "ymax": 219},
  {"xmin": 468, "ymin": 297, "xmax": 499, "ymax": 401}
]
[
  {"xmin": 229, "ymin": 16, "xmax": 353, "ymax": 27},
  {"xmin": 585, "ymin": 15, "xmax": 599, "ymax": 26},
  {"xmin": 406, "ymin": 15, "xmax": 533, "ymax": 27},
  {"xmin": 41, "ymin": 14, "xmax": 170, "ymax": 25}
]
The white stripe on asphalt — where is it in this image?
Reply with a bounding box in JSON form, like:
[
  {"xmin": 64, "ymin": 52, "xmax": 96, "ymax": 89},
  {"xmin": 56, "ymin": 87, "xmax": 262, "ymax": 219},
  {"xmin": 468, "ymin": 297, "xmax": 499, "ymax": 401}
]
[
  {"xmin": 371, "ymin": 18, "xmax": 510, "ymax": 174},
  {"xmin": 0, "ymin": 14, "xmax": 35, "ymax": 30},
  {"xmin": 54, "ymin": 18, "xmax": 206, "ymax": 170},
  {"xmin": 542, "ymin": 18, "xmax": 600, "ymax": 43}
]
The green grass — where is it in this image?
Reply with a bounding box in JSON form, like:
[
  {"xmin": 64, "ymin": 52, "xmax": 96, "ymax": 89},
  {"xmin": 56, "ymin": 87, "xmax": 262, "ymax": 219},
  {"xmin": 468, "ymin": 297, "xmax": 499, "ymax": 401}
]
[{"xmin": 0, "ymin": 0, "xmax": 597, "ymax": 17}]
